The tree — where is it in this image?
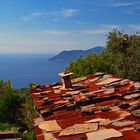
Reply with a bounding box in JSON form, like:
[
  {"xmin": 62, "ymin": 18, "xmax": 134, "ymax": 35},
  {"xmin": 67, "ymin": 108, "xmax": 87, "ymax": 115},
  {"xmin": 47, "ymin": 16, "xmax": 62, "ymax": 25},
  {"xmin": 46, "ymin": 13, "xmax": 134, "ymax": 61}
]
[
  {"xmin": 106, "ymin": 29, "xmax": 140, "ymax": 80},
  {"xmin": 0, "ymin": 81, "xmax": 22, "ymax": 123},
  {"xmin": 67, "ymin": 29, "xmax": 140, "ymax": 81},
  {"xmin": 67, "ymin": 51, "xmax": 111, "ymax": 77},
  {"xmin": 0, "ymin": 81, "xmax": 36, "ymax": 139}
]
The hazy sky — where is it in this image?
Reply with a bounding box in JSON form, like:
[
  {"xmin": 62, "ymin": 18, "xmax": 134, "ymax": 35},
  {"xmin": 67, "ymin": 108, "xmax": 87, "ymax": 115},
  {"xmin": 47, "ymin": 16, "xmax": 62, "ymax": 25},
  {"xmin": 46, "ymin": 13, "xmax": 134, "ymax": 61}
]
[{"xmin": 0, "ymin": 0, "xmax": 140, "ymax": 54}]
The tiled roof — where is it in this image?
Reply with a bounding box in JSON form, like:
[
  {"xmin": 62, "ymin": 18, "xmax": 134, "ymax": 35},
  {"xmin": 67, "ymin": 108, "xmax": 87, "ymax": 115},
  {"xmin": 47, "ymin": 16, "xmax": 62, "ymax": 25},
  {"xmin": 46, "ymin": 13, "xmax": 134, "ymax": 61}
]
[{"xmin": 31, "ymin": 73, "xmax": 140, "ymax": 140}]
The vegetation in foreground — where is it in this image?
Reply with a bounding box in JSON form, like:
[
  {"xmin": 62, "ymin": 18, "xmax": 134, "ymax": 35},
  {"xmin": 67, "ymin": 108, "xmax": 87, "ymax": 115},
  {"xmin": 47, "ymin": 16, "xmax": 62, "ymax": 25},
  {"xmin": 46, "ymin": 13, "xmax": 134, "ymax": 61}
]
[
  {"xmin": 67, "ymin": 29, "xmax": 140, "ymax": 81},
  {"xmin": 0, "ymin": 29, "xmax": 140, "ymax": 140},
  {"xmin": 0, "ymin": 80, "xmax": 36, "ymax": 140}
]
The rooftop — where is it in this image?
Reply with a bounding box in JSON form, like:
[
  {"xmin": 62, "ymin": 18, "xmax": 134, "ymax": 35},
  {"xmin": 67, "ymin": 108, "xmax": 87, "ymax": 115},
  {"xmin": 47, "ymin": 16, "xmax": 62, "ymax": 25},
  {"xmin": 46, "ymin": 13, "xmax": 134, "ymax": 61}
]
[{"xmin": 31, "ymin": 72, "xmax": 140, "ymax": 140}]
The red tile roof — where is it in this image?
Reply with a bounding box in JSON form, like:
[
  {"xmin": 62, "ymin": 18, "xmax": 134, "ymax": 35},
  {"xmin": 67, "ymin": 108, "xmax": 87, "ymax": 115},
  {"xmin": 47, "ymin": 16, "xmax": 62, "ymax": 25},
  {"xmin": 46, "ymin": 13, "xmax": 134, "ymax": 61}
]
[{"xmin": 31, "ymin": 73, "xmax": 140, "ymax": 140}]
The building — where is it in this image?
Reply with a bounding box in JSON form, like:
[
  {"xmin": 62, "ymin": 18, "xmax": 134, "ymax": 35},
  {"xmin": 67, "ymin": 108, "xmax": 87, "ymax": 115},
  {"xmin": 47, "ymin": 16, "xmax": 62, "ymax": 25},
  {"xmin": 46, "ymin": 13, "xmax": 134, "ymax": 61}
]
[{"xmin": 31, "ymin": 72, "xmax": 140, "ymax": 140}]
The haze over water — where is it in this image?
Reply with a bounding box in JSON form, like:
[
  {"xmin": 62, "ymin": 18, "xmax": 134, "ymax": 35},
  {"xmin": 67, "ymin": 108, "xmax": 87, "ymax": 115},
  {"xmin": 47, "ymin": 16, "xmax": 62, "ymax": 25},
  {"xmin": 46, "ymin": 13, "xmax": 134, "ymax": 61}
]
[
  {"xmin": 0, "ymin": 0, "xmax": 140, "ymax": 88},
  {"xmin": 0, "ymin": 54, "xmax": 67, "ymax": 88}
]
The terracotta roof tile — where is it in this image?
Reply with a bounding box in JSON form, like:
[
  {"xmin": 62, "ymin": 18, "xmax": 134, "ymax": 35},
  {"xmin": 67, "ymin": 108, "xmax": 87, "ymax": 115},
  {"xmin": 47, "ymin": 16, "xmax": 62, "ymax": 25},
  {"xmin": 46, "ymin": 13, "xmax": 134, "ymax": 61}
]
[{"xmin": 31, "ymin": 73, "xmax": 140, "ymax": 140}]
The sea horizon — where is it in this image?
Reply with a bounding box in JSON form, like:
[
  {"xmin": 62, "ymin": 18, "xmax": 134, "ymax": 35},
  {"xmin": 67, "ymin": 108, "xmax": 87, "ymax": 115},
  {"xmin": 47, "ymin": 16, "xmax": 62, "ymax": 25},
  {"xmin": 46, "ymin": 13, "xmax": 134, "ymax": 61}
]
[{"xmin": 0, "ymin": 54, "xmax": 68, "ymax": 88}]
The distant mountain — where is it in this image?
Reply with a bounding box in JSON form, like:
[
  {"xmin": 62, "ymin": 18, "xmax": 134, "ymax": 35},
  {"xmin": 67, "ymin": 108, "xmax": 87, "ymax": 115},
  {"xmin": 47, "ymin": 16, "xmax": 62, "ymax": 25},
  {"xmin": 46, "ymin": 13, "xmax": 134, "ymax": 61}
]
[{"xmin": 49, "ymin": 46, "xmax": 105, "ymax": 63}]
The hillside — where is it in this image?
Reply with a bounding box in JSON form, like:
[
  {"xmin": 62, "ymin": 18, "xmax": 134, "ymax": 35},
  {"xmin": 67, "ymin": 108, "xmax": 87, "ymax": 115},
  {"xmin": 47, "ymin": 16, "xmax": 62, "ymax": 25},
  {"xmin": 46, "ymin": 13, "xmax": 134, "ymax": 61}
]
[{"xmin": 49, "ymin": 46, "xmax": 105, "ymax": 63}]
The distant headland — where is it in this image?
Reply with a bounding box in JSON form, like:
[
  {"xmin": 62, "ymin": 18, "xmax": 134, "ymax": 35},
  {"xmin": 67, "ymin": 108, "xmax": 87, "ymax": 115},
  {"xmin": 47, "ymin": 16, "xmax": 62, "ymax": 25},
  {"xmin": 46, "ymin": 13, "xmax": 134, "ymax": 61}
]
[{"xmin": 49, "ymin": 46, "xmax": 105, "ymax": 63}]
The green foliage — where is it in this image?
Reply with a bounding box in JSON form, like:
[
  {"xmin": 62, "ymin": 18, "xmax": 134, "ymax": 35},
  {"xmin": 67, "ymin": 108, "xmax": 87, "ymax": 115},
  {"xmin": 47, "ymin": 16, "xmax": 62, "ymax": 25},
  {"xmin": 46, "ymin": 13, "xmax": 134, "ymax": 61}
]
[
  {"xmin": 67, "ymin": 29, "xmax": 140, "ymax": 81},
  {"xmin": 0, "ymin": 81, "xmax": 22, "ymax": 123},
  {"xmin": 67, "ymin": 51, "xmax": 111, "ymax": 77},
  {"xmin": 107, "ymin": 29, "xmax": 140, "ymax": 80},
  {"xmin": 0, "ymin": 81, "xmax": 36, "ymax": 140},
  {"xmin": 21, "ymin": 89, "xmax": 37, "ymax": 129},
  {"xmin": 0, "ymin": 122, "xmax": 12, "ymax": 131},
  {"xmin": 20, "ymin": 129, "xmax": 36, "ymax": 140}
]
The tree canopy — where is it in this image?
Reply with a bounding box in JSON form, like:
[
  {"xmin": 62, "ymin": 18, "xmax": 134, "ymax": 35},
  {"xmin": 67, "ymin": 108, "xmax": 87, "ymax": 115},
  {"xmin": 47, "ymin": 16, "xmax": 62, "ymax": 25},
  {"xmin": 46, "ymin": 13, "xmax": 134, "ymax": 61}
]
[
  {"xmin": 67, "ymin": 29, "xmax": 140, "ymax": 81},
  {"xmin": 0, "ymin": 81, "xmax": 36, "ymax": 139}
]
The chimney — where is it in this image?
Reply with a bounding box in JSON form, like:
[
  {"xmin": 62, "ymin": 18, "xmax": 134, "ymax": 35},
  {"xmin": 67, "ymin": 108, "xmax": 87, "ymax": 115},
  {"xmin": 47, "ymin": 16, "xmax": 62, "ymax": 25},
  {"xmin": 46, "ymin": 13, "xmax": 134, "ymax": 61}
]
[{"xmin": 59, "ymin": 71, "xmax": 73, "ymax": 89}]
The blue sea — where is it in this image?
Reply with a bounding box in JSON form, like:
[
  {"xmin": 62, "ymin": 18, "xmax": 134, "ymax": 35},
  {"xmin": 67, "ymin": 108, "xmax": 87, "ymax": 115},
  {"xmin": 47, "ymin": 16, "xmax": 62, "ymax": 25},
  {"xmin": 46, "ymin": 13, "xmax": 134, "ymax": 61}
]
[{"xmin": 0, "ymin": 54, "xmax": 68, "ymax": 88}]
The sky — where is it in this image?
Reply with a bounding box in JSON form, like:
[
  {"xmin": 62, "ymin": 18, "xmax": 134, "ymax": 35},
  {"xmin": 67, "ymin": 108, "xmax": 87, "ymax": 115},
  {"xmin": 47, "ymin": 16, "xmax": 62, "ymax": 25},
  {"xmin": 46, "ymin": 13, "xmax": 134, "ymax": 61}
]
[{"xmin": 0, "ymin": 0, "xmax": 140, "ymax": 54}]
